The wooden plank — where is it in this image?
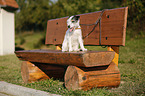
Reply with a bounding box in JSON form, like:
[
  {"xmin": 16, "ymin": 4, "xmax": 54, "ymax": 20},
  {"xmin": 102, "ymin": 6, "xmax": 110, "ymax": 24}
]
[
  {"xmin": 65, "ymin": 62, "xmax": 120, "ymax": 90},
  {"xmin": 15, "ymin": 49, "xmax": 115, "ymax": 67},
  {"xmin": 46, "ymin": 17, "xmax": 68, "ymax": 45},
  {"xmin": 101, "ymin": 38, "xmax": 123, "ymax": 45},
  {"xmin": 122, "ymin": 7, "xmax": 128, "ymax": 46},
  {"xmin": 45, "ymin": 7, "xmax": 128, "ymax": 46}
]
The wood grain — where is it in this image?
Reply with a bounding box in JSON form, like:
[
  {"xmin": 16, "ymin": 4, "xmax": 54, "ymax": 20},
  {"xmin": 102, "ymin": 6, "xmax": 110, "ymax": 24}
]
[
  {"xmin": 21, "ymin": 61, "xmax": 67, "ymax": 83},
  {"xmin": 15, "ymin": 49, "xmax": 115, "ymax": 67},
  {"xmin": 107, "ymin": 46, "xmax": 119, "ymax": 66},
  {"xmin": 65, "ymin": 62, "xmax": 120, "ymax": 91},
  {"xmin": 21, "ymin": 61, "xmax": 49, "ymax": 83},
  {"xmin": 45, "ymin": 7, "xmax": 128, "ymax": 46}
]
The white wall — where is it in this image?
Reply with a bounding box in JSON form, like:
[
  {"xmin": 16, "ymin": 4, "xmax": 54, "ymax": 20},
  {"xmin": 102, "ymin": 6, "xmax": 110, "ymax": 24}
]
[
  {"xmin": 0, "ymin": 8, "xmax": 15, "ymax": 55},
  {"xmin": 0, "ymin": 8, "xmax": 2, "ymax": 55}
]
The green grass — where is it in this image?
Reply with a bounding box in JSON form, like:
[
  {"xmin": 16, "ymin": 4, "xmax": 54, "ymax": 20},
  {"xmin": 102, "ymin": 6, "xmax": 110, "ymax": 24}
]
[
  {"xmin": 15, "ymin": 32, "xmax": 44, "ymax": 50},
  {"xmin": 0, "ymin": 55, "xmax": 22, "ymax": 84},
  {"xmin": 15, "ymin": 31, "xmax": 57, "ymax": 50},
  {"xmin": 113, "ymin": 38, "xmax": 145, "ymax": 96},
  {"xmin": 0, "ymin": 32, "xmax": 145, "ymax": 96}
]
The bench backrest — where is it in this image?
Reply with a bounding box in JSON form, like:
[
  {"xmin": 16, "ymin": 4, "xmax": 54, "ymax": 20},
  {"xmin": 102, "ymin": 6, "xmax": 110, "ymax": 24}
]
[{"xmin": 45, "ymin": 7, "xmax": 128, "ymax": 46}]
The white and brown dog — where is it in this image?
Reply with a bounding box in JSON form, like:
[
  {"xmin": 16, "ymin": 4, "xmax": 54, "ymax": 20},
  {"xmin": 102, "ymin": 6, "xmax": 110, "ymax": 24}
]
[{"xmin": 62, "ymin": 15, "xmax": 87, "ymax": 52}]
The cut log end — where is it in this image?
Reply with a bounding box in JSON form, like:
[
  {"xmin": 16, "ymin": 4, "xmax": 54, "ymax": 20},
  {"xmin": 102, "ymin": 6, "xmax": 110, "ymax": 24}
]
[
  {"xmin": 21, "ymin": 61, "xmax": 49, "ymax": 83},
  {"xmin": 83, "ymin": 52, "xmax": 115, "ymax": 67},
  {"xmin": 21, "ymin": 61, "xmax": 29, "ymax": 83},
  {"xmin": 65, "ymin": 62, "xmax": 120, "ymax": 91},
  {"xmin": 65, "ymin": 66, "xmax": 81, "ymax": 90},
  {"xmin": 21, "ymin": 61, "xmax": 67, "ymax": 83}
]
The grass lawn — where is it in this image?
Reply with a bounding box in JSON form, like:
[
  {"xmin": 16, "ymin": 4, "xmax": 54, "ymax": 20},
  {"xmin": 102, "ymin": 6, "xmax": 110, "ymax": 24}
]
[{"xmin": 0, "ymin": 32, "xmax": 145, "ymax": 96}]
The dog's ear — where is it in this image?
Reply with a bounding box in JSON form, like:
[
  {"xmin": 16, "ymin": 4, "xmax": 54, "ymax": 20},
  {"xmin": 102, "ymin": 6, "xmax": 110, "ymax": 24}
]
[
  {"xmin": 68, "ymin": 16, "xmax": 71, "ymax": 19},
  {"xmin": 74, "ymin": 15, "xmax": 80, "ymax": 20}
]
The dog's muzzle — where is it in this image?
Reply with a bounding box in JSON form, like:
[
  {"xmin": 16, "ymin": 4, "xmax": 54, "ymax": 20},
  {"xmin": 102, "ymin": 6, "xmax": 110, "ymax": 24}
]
[
  {"xmin": 68, "ymin": 25, "xmax": 75, "ymax": 32},
  {"xmin": 69, "ymin": 27, "xmax": 75, "ymax": 32}
]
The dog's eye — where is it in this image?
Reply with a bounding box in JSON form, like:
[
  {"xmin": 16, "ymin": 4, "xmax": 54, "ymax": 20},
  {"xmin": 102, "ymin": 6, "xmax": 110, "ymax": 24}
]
[{"xmin": 72, "ymin": 20, "xmax": 75, "ymax": 23}]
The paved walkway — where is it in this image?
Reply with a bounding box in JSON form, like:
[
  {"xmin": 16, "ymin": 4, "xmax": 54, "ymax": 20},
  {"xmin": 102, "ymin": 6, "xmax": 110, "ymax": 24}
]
[
  {"xmin": 0, "ymin": 81, "xmax": 61, "ymax": 96},
  {"xmin": 0, "ymin": 92, "xmax": 12, "ymax": 96}
]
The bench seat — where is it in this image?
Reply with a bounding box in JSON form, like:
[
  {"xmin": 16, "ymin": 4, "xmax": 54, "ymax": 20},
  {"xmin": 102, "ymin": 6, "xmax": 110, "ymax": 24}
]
[{"xmin": 15, "ymin": 49, "xmax": 115, "ymax": 67}]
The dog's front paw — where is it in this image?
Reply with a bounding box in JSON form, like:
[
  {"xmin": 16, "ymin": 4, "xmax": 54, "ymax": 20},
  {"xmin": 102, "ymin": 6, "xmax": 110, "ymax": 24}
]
[
  {"xmin": 62, "ymin": 49, "xmax": 68, "ymax": 52},
  {"xmin": 82, "ymin": 48, "xmax": 87, "ymax": 51},
  {"xmin": 73, "ymin": 49, "xmax": 80, "ymax": 52},
  {"xmin": 62, "ymin": 50, "xmax": 67, "ymax": 52},
  {"xmin": 69, "ymin": 49, "xmax": 73, "ymax": 52}
]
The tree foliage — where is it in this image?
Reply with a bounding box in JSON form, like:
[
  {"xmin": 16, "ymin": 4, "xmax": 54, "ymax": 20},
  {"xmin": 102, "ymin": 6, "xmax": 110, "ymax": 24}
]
[
  {"xmin": 123, "ymin": 0, "xmax": 145, "ymax": 31},
  {"xmin": 15, "ymin": 0, "xmax": 101, "ymax": 32},
  {"xmin": 15, "ymin": 0, "xmax": 51, "ymax": 31},
  {"xmin": 15, "ymin": 0, "xmax": 145, "ymax": 36}
]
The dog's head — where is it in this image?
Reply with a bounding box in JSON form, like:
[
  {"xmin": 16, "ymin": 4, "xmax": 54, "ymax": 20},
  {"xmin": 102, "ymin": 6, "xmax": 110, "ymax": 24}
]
[{"xmin": 67, "ymin": 15, "xmax": 80, "ymax": 32}]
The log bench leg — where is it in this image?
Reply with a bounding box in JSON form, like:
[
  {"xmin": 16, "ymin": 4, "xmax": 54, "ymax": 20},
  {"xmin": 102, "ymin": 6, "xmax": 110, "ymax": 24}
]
[
  {"xmin": 108, "ymin": 46, "xmax": 119, "ymax": 66},
  {"xmin": 21, "ymin": 61, "xmax": 49, "ymax": 83},
  {"xmin": 21, "ymin": 61, "xmax": 67, "ymax": 83},
  {"xmin": 65, "ymin": 62, "xmax": 120, "ymax": 91}
]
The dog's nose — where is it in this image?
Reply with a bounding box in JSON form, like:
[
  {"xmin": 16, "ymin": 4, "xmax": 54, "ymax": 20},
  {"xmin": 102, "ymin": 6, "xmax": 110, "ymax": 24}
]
[{"xmin": 68, "ymin": 25, "xmax": 70, "ymax": 28}]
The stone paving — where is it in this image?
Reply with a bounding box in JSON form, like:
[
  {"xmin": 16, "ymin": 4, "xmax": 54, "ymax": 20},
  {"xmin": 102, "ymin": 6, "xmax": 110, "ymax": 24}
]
[{"xmin": 0, "ymin": 81, "xmax": 61, "ymax": 96}]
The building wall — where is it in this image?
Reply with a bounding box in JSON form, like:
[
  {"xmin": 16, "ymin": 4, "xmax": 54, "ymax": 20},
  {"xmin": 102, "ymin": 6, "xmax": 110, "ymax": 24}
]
[
  {"xmin": 0, "ymin": 8, "xmax": 2, "ymax": 55},
  {"xmin": 0, "ymin": 8, "xmax": 15, "ymax": 55}
]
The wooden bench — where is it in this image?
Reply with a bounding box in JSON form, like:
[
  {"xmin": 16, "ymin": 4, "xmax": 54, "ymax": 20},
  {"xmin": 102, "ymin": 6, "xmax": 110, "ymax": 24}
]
[{"xmin": 15, "ymin": 7, "xmax": 128, "ymax": 91}]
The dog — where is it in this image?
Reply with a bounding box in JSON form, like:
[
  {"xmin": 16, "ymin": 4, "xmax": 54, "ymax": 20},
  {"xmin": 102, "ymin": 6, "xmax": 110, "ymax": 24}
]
[{"xmin": 62, "ymin": 15, "xmax": 87, "ymax": 52}]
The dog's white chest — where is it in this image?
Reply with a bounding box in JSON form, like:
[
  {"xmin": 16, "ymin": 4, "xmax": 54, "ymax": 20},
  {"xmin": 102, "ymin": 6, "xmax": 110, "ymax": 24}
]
[
  {"xmin": 71, "ymin": 30, "xmax": 81, "ymax": 39},
  {"xmin": 66, "ymin": 29, "xmax": 80, "ymax": 38}
]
